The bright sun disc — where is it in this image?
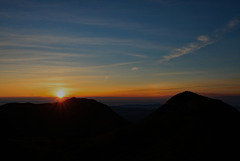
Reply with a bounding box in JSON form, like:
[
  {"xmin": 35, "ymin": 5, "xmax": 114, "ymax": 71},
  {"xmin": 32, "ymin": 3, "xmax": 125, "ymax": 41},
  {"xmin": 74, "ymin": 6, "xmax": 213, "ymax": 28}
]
[{"xmin": 56, "ymin": 89, "xmax": 65, "ymax": 98}]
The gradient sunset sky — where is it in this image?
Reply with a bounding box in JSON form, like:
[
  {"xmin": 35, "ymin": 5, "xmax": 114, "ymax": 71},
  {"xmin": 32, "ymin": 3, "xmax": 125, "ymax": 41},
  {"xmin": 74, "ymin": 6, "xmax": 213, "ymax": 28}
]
[{"xmin": 0, "ymin": 0, "xmax": 240, "ymax": 97}]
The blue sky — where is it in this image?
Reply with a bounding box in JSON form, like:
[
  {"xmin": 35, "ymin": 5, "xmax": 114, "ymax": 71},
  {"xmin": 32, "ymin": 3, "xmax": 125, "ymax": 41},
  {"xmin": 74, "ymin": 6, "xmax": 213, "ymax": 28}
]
[{"xmin": 0, "ymin": 0, "xmax": 240, "ymax": 97}]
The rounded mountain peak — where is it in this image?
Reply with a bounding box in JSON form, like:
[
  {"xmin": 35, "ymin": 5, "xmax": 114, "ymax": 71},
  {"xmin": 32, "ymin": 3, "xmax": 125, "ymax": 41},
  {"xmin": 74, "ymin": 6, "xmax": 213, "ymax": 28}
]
[
  {"xmin": 164, "ymin": 91, "xmax": 237, "ymax": 112},
  {"xmin": 166, "ymin": 91, "xmax": 206, "ymax": 104},
  {"xmin": 165, "ymin": 91, "xmax": 218, "ymax": 111}
]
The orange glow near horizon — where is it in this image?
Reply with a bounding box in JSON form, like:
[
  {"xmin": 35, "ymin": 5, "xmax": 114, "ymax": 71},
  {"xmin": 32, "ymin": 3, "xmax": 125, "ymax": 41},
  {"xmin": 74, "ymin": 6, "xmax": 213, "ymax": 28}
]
[{"xmin": 0, "ymin": 78, "xmax": 240, "ymax": 98}]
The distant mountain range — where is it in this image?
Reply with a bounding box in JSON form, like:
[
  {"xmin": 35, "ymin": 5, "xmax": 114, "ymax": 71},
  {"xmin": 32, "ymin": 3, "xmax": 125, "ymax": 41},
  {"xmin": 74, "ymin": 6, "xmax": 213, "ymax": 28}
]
[
  {"xmin": 0, "ymin": 91, "xmax": 239, "ymax": 161},
  {"xmin": 111, "ymin": 104, "xmax": 161, "ymax": 122}
]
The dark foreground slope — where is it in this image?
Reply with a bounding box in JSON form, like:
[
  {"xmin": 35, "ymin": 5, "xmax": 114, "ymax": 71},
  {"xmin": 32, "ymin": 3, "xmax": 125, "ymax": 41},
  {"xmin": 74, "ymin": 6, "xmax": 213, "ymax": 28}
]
[
  {"xmin": 66, "ymin": 91, "xmax": 240, "ymax": 161},
  {"xmin": 0, "ymin": 98, "xmax": 128, "ymax": 160},
  {"xmin": 103, "ymin": 91, "xmax": 240, "ymax": 161}
]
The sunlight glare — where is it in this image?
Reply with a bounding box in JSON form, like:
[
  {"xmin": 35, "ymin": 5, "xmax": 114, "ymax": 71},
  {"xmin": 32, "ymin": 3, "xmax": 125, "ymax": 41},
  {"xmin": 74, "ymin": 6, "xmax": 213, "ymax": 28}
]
[{"xmin": 56, "ymin": 89, "xmax": 65, "ymax": 98}]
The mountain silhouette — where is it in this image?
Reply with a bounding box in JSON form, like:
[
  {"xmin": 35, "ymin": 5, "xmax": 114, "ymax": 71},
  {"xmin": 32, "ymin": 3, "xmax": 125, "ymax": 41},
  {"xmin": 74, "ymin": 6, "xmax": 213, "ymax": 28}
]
[
  {"xmin": 0, "ymin": 97, "xmax": 129, "ymax": 161},
  {"xmin": 79, "ymin": 91, "xmax": 240, "ymax": 161},
  {"xmin": 0, "ymin": 97, "xmax": 128, "ymax": 137},
  {"xmin": 1, "ymin": 92, "xmax": 239, "ymax": 161}
]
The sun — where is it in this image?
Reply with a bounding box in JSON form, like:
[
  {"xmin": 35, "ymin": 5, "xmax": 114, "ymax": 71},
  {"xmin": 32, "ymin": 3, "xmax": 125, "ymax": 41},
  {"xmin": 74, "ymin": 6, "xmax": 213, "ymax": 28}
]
[{"xmin": 56, "ymin": 89, "xmax": 65, "ymax": 99}]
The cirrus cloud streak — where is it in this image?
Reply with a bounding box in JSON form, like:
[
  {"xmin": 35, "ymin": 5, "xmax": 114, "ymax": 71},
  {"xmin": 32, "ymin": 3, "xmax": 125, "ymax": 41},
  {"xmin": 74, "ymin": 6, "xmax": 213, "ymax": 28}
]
[{"xmin": 159, "ymin": 18, "xmax": 240, "ymax": 63}]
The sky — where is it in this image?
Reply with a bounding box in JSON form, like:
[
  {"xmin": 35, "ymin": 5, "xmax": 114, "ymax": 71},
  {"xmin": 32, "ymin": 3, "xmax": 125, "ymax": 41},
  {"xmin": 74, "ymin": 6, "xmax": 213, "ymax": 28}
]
[{"xmin": 0, "ymin": 0, "xmax": 240, "ymax": 98}]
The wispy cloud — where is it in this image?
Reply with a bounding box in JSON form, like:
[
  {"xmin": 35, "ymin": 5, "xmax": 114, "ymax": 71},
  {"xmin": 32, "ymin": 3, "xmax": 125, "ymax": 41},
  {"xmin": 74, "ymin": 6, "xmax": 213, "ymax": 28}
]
[
  {"xmin": 72, "ymin": 17, "xmax": 140, "ymax": 30},
  {"xmin": 197, "ymin": 35, "xmax": 210, "ymax": 42},
  {"xmin": 0, "ymin": 57, "xmax": 53, "ymax": 63},
  {"xmin": 154, "ymin": 71, "xmax": 204, "ymax": 76},
  {"xmin": 160, "ymin": 39, "xmax": 215, "ymax": 62},
  {"xmin": 92, "ymin": 61, "xmax": 140, "ymax": 69},
  {"xmin": 131, "ymin": 67, "xmax": 139, "ymax": 71},
  {"xmin": 0, "ymin": 7, "xmax": 141, "ymax": 30},
  {"xmin": 0, "ymin": 61, "xmax": 140, "ymax": 76},
  {"xmin": 0, "ymin": 32, "xmax": 169, "ymax": 51},
  {"xmin": 128, "ymin": 54, "xmax": 148, "ymax": 58},
  {"xmin": 159, "ymin": 18, "xmax": 240, "ymax": 62},
  {"xmin": 0, "ymin": 33, "xmax": 130, "ymax": 46},
  {"xmin": 227, "ymin": 19, "xmax": 240, "ymax": 28},
  {"xmin": 0, "ymin": 49, "xmax": 94, "ymax": 64},
  {"xmin": 0, "ymin": 49, "xmax": 94, "ymax": 57}
]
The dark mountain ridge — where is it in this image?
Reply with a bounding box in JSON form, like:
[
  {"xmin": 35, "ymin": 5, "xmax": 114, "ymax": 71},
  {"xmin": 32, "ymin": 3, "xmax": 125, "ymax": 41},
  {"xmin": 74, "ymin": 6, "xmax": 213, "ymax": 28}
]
[
  {"xmin": 0, "ymin": 97, "xmax": 128, "ymax": 138},
  {"xmin": 0, "ymin": 91, "xmax": 239, "ymax": 161},
  {"xmin": 96, "ymin": 91, "xmax": 240, "ymax": 161},
  {"xmin": 0, "ymin": 97, "xmax": 129, "ymax": 161}
]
